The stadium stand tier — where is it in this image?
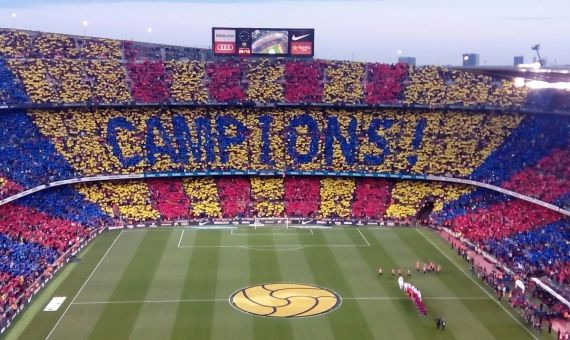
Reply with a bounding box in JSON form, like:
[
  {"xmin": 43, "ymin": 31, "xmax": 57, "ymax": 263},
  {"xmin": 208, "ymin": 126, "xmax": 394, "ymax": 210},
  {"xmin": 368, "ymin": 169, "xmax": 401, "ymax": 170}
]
[
  {"xmin": 0, "ymin": 28, "xmax": 568, "ymax": 327},
  {"xmin": 1, "ymin": 28, "xmax": 569, "ymax": 112}
]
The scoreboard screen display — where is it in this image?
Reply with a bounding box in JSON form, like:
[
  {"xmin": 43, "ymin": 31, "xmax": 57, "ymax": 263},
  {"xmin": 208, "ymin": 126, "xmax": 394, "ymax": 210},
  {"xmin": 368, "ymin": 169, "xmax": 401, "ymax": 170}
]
[{"xmin": 212, "ymin": 27, "xmax": 314, "ymax": 57}]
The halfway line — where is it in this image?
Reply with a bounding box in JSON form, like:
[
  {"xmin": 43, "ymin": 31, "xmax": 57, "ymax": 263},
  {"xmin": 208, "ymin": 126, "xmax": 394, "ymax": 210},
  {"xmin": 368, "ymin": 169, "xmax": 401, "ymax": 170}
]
[{"xmin": 71, "ymin": 296, "xmax": 489, "ymax": 305}]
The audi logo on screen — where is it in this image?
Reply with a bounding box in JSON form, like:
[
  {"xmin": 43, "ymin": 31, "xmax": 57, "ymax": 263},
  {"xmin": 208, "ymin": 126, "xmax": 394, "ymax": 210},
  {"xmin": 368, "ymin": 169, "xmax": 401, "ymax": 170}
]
[
  {"xmin": 214, "ymin": 42, "xmax": 236, "ymax": 54},
  {"xmin": 217, "ymin": 44, "xmax": 234, "ymax": 51}
]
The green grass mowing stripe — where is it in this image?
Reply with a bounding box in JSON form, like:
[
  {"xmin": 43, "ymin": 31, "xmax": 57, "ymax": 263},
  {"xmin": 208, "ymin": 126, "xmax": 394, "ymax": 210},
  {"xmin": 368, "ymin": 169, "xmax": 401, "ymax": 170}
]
[
  {"xmin": 275, "ymin": 231, "xmax": 336, "ymax": 340},
  {"xmin": 344, "ymin": 228, "xmax": 438, "ymax": 340},
  {"xmin": 302, "ymin": 229, "xmax": 375, "ymax": 340},
  {"xmin": 74, "ymin": 230, "xmax": 147, "ymax": 303},
  {"xmin": 169, "ymin": 230, "xmax": 223, "ymax": 340},
  {"xmin": 45, "ymin": 231, "xmax": 125, "ymax": 340},
  {"xmin": 404, "ymin": 229, "xmax": 538, "ymax": 340},
  {"xmin": 128, "ymin": 230, "xmax": 195, "ymax": 340},
  {"xmin": 247, "ymin": 230, "xmax": 294, "ymax": 340},
  {"xmin": 211, "ymin": 231, "xmax": 253, "ymax": 340},
  {"xmin": 87, "ymin": 230, "xmax": 170, "ymax": 340},
  {"xmin": 4, "ymin": 231, "xmax": 120, "ymax": 340}
]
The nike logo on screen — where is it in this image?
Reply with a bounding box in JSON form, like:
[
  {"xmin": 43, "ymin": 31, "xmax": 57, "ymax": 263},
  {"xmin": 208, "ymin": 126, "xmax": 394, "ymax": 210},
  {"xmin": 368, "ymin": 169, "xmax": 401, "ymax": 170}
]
[{"xmin": 292, "ymin": 34, "xmax": 310, "ymax": 41}]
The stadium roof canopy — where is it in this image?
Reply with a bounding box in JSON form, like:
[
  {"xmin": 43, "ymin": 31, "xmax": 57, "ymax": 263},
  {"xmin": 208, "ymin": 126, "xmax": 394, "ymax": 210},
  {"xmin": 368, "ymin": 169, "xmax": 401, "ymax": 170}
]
[{"xmin": 457, "ymin": 65, "xmax": 570, "ymax": 83}]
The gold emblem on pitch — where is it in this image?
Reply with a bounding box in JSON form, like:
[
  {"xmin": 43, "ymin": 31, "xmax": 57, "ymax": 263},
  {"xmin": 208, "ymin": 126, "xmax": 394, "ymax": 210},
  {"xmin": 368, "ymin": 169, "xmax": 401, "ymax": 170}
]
[{"xmin": 230, "ymin": 283, "xmax": 341, "ymax": 318}]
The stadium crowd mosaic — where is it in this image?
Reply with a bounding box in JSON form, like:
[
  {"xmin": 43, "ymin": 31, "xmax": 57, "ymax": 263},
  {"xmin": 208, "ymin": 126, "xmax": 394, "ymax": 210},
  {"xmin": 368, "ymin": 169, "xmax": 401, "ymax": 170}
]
[
  {"xmin": 0, "ymin": 28, "xmax": 568, "ymax": 112},
  {"xmin": 0, "ymin": 28, "xmax": 567, "ymax": 329}
]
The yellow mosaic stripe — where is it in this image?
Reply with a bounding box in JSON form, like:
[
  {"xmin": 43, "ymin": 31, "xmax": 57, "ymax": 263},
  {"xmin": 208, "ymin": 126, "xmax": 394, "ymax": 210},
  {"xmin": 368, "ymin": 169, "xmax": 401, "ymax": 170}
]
[
  {"xmin": 250, "ymin": 177, "xmax": 284, "ymax": 217},
  {"xmin": 46, "ymin": 59, "xmax": 91, "ymax": 103},
  {"xmin": 7, "ymin": 59, "xmax": 57, "ymax": 103},
  {"xmin": 324, "ymin": 61, "xmax": 365, "ymax": 104},
  {"xmin": 404, "ymin": 66, "xmax": 448, "ymax": 105},
  {"xmin": 386, "ymin": 181, "xmax": 472, "ymax": 218},
  {"xmin": 0, "ymin": 30, "xmax": 31, "ymax": 57},
  {"xmin": 85, "ymin": 60, "xmax": 131, "ymax": 102},
  {"xmin": 33, "ymin": 33, "xmax": 79, "ymax": 58},
  {"xmin": 182, "ymin": 177, "xmax": 221, "ymax": 218},
  {"xmin": 488, "ymin": 79, "xmax": 528, "ymax": 107},
  {"xmin": 246, "ymin": 59, "xmax": 284, "ymax": 102},
  {"xmin": 404, "ymin": 111, "xmax": 522, "ymax": 177},
  {"xmin": 319, "ymin": 177, "xmax": 355, "ymax": 218},
  {"xmin": 80, "ymin": 38, "xmax": 122, "ymax": 59},
  {"xmin": 75, "ymin": 181, "xmax": 160, "ymax": 221},
  {"xmin": 166, "ymin": 60, "xmax": 208, "ymax": 102}
]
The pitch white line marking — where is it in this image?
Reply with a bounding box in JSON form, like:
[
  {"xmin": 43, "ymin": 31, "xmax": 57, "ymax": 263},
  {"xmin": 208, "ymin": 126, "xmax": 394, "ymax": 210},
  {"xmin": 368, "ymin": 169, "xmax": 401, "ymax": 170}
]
[
  {"xmin": 177, "ymin": 229, "xmax": 184, "ymax": 248},
  {"xmin": 416, "ymin": 229, "xmax": 538, "ymax": 340},
  {"xmin": 180, "ymin": 229, "xmax": 368, "ymax": 249},
  {"xmin": 73, "ymin": 298, "xmax": 228, "ymax": 305},
  {"xmin": 230, "ymin": 228, "xmax": 314, "ymax": 236},
  {"xmin": 45, "ymin": 231, "xmax": 124, "ymax": 340},
  {"xmin": 231, "ymin": 233, "xmax": 306, "ymax": 236},
  {"xmin": 357, "ymin": 228, "xmax": 370, "ymax": 246},
  {"xmin": 344, "ymin": 297, "xmax": 488, "ymax": 300},
  {"xmin": 70, "ymin": 296, "xmax": 488, "ymax": 305},
  {"xmin": 178, "ymin": 244, "xmax": 370, "ymax": 249}
]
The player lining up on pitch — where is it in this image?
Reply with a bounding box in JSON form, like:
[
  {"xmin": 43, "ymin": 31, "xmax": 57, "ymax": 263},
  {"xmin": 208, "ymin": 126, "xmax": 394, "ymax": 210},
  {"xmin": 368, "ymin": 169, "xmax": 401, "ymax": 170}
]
[
  {"xmin": 418, "ymin": 261, "xmax": 442, "ymax": 274},
  {"xmin": 379, "ymin": 260, "xmax": 444, "ymax": 279},
  {"xmin": 381, "ymin": 268, "xmax": 412, "ymax": 278},
  {"xmin": 435, "ymin": 318, "xmax": 446, "ymax": 330}
]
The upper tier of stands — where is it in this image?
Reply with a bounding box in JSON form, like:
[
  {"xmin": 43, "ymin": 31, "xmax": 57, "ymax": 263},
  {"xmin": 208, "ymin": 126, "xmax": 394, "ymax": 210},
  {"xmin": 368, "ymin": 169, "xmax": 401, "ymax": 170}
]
[{"xmin": 1, "ymin": 29, "xmax": 568, "ymax": 113}]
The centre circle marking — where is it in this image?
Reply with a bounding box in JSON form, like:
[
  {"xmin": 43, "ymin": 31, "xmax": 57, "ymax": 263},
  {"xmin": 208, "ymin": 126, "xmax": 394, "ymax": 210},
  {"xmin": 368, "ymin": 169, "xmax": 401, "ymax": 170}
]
[{"xmin": 229, "ymin": 283, "xmax": 341, "ymax": 318}]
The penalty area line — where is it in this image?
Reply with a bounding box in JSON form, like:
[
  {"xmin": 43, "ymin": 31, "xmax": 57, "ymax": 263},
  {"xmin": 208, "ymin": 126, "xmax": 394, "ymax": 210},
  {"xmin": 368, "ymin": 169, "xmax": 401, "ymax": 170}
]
[
  {"xmin": 177, "ymin": 229, "xmax": 184, "ymax": 248},
  {"xmin": 357, "ymin": 228, "xmax": 371, "ymax": 246},
  {"xmin": 416, "ymin": 228, "xmax": 538, "ymax": 340},
  {"xmin": 45, "ymin": 230, "xmax": 124, "ymax": 340},
  {"xmin": 177, "ymin": 244, "xmax": 370, "ymax": 249}
]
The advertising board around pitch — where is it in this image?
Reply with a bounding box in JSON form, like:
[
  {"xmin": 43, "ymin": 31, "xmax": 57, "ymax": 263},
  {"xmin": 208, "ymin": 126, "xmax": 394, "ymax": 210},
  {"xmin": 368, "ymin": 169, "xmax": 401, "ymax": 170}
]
[{"xmin": 212, "ymin": 27, "xmax": 314, "ymax": 57}]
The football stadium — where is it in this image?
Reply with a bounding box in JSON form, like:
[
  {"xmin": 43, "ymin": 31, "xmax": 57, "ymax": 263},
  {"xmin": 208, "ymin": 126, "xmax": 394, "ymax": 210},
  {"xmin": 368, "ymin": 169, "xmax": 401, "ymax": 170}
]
[{"xmin": 0, "ymin": 2, "xmax": 569, "ymax": 339}]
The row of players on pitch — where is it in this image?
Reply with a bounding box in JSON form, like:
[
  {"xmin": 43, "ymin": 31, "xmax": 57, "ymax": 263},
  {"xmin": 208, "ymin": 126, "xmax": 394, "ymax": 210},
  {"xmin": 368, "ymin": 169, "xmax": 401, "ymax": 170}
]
[{"xmin": 377, "ymin": 261, "xmax": 442, "ymax": 277}]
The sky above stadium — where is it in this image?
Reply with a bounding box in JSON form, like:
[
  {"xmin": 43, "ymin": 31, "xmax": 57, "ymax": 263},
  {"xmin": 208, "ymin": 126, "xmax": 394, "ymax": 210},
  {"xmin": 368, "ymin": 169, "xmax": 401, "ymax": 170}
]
[{"xmin": 0, "ymin": 0, "xmax": 568, "ymax": 66}]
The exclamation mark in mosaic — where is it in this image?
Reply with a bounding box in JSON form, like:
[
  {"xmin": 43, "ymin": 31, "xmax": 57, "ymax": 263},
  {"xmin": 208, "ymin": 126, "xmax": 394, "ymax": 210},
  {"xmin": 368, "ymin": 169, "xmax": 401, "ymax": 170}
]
[{"xmin": 407, "ymin": 118, "xmax": 427, "ymax": 168}]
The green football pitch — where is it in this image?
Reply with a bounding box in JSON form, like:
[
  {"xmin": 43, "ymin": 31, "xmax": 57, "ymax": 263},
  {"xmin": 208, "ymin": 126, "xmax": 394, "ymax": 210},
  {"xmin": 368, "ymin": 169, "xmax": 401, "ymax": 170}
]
[{"xmin": 5, "ymin": 227, "xmax": 549, "ymax": 340}]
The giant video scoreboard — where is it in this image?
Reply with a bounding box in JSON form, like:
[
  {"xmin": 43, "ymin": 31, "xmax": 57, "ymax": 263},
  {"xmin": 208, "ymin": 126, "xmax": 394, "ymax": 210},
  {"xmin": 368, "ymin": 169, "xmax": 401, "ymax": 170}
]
[{"xmin": 212, "ymin": 27, "xmax": 314, "ymax": 57}]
